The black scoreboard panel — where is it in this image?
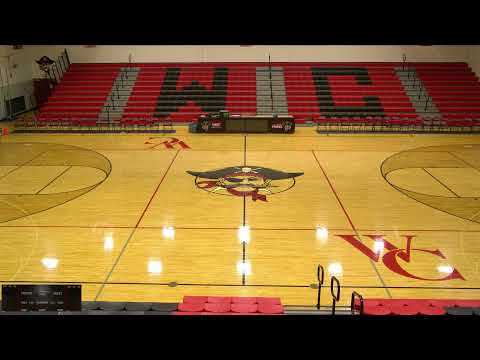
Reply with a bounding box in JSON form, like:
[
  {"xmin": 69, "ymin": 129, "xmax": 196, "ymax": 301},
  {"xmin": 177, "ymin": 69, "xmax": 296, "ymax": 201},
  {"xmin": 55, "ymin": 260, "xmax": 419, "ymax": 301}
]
[
  {"xmin": 225, "ymin": 118, "xmax": 245, "ymax": 132},
  {"xmin": 244, "ymin": 118, "xmax": 270, "ymax": 133},
  {"xmin": 1, "ymin": 285, "xmax": 81, "ymax": 312},
  {"xmin": 197, "ymin": 114, "xmax": 295, "ymax": 134}
]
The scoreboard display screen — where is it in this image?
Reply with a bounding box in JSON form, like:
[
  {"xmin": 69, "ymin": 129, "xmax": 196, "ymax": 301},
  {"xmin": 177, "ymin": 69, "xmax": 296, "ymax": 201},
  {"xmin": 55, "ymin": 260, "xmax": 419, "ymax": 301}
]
[
  {"xmin": 224, "ymin": 118, "xmax": 245, "ymax": 132},
  {"xmin": 1, "ymin": 285, "xmax": 81, "ymax": 312},
  {"xmin": 244, "ymin": 118, "xmax": 270, "ymax": 133},
  {"xmin": 196, "ymin": 113, "xmax": 295, "ymax": 134},
  {"xmin": 224, "ymin": 118, "xmax": 270, "ymax": 133}
]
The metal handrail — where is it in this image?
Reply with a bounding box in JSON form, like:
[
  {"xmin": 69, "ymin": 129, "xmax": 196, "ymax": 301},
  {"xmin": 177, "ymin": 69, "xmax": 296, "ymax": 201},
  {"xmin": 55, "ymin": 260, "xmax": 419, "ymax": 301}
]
[
  {"xmin": 57, "ymin": 56, "xmax": 65, "ymax": 75},
  {"xmin": 330, "ymin": 276, "xmax": 340, "ymax": 315},
  {"xmin": 52, "ymin": 63, "xmax": 60, "ymax": 83},
  {"xmin": 109, "ymin": 92, "xmax": 116, "ymax": 110},
  {"xmin": 46, "ymin": 71, "xmax": 55, "ymax": 93},
  {"xmin": 425, "ymin": 96, "xmax": 430, "ymax": 111},
  {"xmin": 58, "ymin": 61, "xmax": 64, "ymax": 79},
  {"xmin": 268, "ymin": 54, "xmax": 274, "ymax": 113},
  {"xmin": 418, "ymin": 85, "xmax": 423, "ymax": 100},
  {"xmin": 316, "ymin": 265, "xmax": 325, "ymax": 310},
  {"xmin": 59, "ymin": 53, "xmax": 67, "ymax": 74},
  {"xmin": 64, "ymin": 48, "xmax": 70, "ymax": 67},
  {"xmin": 48, "ymin": 67, "xmax": 56, "ymax": 85},
  {"xmin": 350, "ymin": 291, "xmax": 364, "ymax": 315}
]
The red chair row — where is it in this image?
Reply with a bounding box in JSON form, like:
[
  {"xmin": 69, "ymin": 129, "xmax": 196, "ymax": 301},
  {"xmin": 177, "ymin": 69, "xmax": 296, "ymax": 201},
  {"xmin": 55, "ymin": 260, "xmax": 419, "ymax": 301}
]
[
  {"xmin": 38, "ymin": 113, "xmax": 98, "ymax": 119},
  {"xmin": 43, "ymin": 101, "xmax": 105, "ymax": 107},
  {"xmin": 445, "ymin": 119, "xmax": 480, "ymax": 127},
  {"xmin": 173, "ymin": 296, "xmax": 284, "ymax": 315},
  {"xmin": 443, "ymin": 114, "xmax": 480, "ymax": 119},
  {"xmin": 354, "ymin": 298, "xmax": 480, "ymax": 315},
  {"xmin": 36, "ymin": 118, "xmax": 98, "ymax": 127},
  {"xmin": 41, "ymin": 106, "xmax": 103, "ymax": 113},
  {"xmin": 183, "ymin": 296, "xmax": 281, "ymax": 304}
]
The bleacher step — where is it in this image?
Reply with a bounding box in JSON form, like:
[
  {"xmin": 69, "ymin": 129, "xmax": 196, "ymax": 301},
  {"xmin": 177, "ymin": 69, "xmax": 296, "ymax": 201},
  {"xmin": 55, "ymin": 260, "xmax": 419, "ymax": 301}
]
[
  {"xmin": 256, "ymin": 66, "xmax": 289, "ymax": 115},
  {"xmin": 99, "ymin": 67, "xmax": 140, "ymax": 121},
  {"xmin": 395, "ymin": 67, "xmax": 441, "ymax": 119}
]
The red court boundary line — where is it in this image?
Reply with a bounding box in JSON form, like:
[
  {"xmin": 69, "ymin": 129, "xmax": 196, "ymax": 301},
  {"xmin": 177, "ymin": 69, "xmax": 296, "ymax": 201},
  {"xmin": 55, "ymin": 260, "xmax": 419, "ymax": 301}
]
[
  {"xmin": 311, "ymin": 150, "xmax": 392, "ymax": 298},
  {"xmin": 94, "ymin": 150, "xmax": 180, "ymax": 301},
  {"xmin": 311, "ymin": 151, "xmax": 357, "ymax": 232},
  {"xmin": 135, "ymin": 150, "xmax": 180, "ymax": 228}
]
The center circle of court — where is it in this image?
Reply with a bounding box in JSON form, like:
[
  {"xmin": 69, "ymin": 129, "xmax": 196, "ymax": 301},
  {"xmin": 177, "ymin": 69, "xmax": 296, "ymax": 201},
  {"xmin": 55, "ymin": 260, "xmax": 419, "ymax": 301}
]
[
  {"xmin": 381, "ymin": 144, "xmax": 480, "ymax": 224},
  {"xmin": 0, "ymin": 142, "xmax": 111, "ymax": 223}
]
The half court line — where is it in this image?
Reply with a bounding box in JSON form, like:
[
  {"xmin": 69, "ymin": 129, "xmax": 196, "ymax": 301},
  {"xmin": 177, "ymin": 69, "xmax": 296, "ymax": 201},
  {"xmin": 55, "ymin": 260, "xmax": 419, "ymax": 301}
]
[
  {"xmin": 242, "ymin": 135, "xmax": 247, "ymax": 285},
  {"xmin": 311, "ymin": 150, "xmax": 393, "ymax": 298}
]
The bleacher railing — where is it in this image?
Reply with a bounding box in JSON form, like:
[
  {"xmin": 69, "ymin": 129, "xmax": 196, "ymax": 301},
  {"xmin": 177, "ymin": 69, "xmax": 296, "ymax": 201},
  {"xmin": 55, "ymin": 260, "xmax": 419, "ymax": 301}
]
[
  {"xmin": 330, "ymin": 276, "xmax": 341, "ymax": 315},
  {"xmin": 316, "ymin": 264, "xmax": 325, "ymax": 310},
  {"xmin": 351, "ymin": 291, "xmax": 364, "ymax": 315}
]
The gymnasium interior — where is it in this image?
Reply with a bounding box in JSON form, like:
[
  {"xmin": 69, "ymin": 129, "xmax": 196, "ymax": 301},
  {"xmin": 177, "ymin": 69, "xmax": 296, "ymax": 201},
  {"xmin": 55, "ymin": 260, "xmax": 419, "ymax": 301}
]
[{"xmin": 1, "ymin": 45, "xmax": 480, "ymax": 316}]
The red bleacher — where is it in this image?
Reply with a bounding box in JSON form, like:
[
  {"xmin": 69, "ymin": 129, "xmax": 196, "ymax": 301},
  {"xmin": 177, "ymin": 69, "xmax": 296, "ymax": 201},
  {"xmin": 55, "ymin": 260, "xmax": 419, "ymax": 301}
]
[
  {"xmin": 35, "ymin": 62, "xmax": 480, "ymax": 129},
  {"xmin": 37, "ymin": 63, "xmax": 122, "ymax": 127},
  {"xmin": 172, "ymin": 296, "xmax": 284, "ymax": 315}
]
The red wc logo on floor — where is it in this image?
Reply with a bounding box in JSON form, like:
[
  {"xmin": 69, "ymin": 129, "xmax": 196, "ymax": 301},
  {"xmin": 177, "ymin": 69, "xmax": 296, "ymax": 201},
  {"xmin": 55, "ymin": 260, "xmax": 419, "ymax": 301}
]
[
  {"xmin": 337, "ymin": 234, "xmax": 464, "ymax": 281},
  {"xmin": 145, "ymin": 137, "xmax": 190, "ymax": 149}
]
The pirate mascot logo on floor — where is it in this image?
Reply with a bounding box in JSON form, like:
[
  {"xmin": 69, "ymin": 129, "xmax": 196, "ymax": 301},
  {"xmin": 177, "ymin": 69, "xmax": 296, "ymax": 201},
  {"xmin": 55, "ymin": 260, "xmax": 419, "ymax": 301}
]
[{"xmin": 187, "ymin": 166, "xmax": 304, "ymax": 202}]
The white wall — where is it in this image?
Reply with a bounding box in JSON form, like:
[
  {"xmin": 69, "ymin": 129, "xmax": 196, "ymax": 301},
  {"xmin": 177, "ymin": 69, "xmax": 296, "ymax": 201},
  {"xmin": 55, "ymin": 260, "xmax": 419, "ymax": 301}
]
[
  {"xmin": 0, "ymin": 46, "xmax": 40, "ymax": 118},
  {"xmin": 16, "ymin": 45, "xmax": 473, "ymax": 81},
  {"xmin": 467, "ymin": 46, "xmax": 480, "ymax": 78},
  {"xmin": 62, "ymin": 45, "xmax": 471, "ymax": 63},
  {"xmin": 0, "ymin": 46, "xmax": 75, "ymax": 118},
  {"xmin": 8, "ymin": 45, "xmax": 475, "ymax": 81}
]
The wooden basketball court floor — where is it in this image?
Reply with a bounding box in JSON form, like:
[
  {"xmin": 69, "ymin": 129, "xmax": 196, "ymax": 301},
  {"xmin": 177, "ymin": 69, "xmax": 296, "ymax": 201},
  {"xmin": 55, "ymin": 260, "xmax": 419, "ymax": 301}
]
[{"xmin": 1, "ymin": 127, "xmax": 480, "ymax": 306}]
